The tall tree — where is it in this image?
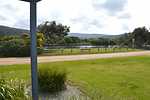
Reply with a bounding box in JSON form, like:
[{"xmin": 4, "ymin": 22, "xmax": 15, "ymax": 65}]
[
  {"xmin": 38, "ymin": 21, "xmax": 70, "ymax": 44},
  {"xmin": 117, "ymin": 27, "xmax": 150, "ymax": 48},
  {"xmin": 132, "ymin": 27, "xmax": 149, "ymax": 48}
]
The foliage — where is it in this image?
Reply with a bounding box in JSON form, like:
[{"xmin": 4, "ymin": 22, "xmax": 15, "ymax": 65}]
[
  {"xmin": 0, "ymin": 34, "xmax": 44, "ymax": 57},
  {"xmin": 89, "ymin": 38, "xmax": 116, "ymax": 46},
  {"xmin": 0, "ymin": 39, "xmax": 30, "ymax": 57},
  {"xmin": 38, "ymin": 68, "xmax": 67, "ymax": 93},
  {"xmin": 0, "ymin": 78, "xmax": 29, "ymax": 100},
  {"xmin": 38, "ymin": 21, "xmax": 70, "ymax": 44},
  {"xmin": 0, "ymin": 35, "xmax": 19, "ymax": 42},
  {"xmin": 132, "ymin": 27, "xmax": 150, "ymax": 48},
  {"xmin": 63, "ymin": 36, "xmax": 81, "ymax": 45},
  {"xmin": 37, "ymin": 33, "xmax": 45, "ymax": 47},
  {"xmin": 115, "ymin": 33, "xmax": 132, "ymax": 46},
  {"xmin": 117, "ymin": 27, "xmax": 150, "ymax": 48},
  {"xmin": 21, "ymin": 33, "xmax": 45, "ymax": 48}
]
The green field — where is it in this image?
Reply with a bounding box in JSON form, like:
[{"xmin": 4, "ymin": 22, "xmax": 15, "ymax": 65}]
[
  {"xmin": 42, "ymin": 48, "xmax": 139, "ymax": 56},
  {"xmin": 1, "ymin": 56, "xmax": 150, "ymax": 99}
]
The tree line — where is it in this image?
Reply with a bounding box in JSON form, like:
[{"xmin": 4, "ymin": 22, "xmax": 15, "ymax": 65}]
[
  {"xmin": 37, "ymin": 21, "xmax": 150, "ymax": 48},
  {"xmin": 116, "ymin": 27, "xmax": 150, "ymax": 48},
  {"xmin": 37, "ymin": 21, "xmax": 115, "ymax": 46},
  {"xmin": 0, "ymin": 21, "xmax": 150, "ymax": 57}
]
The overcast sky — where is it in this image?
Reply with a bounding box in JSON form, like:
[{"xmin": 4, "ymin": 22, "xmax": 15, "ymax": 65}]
[{"xmin": 0, "ymin": 0, "xmax": 150, "ymax": 35}]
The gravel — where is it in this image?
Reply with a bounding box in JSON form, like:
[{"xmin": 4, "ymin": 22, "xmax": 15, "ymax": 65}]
[{"xmin": 26, "ymin": 85, "xmax": 89, "ymax": 100}]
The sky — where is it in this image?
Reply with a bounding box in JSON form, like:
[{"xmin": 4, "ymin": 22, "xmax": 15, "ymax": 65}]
[{"xmin": 0, "ymin": 0, "xmax": 150, "ymax": 35}]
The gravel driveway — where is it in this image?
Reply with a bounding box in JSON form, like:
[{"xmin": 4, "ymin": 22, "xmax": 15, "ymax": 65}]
[{"xmin": 0, "ymin": 51, "xmax": 150, "ymax": 65}]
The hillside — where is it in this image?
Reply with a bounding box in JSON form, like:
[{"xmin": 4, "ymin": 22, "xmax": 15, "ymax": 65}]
[
  {"xmin": 68, "ymin": 33, "xmax": 120, "ymax": 39},
  {"xmin": 0, "ymin": 25, "xmax": 120, "ymax": 39},
  {"xmin": 0, "ymin": 25, "xmax": 29, "ymax": 35}
]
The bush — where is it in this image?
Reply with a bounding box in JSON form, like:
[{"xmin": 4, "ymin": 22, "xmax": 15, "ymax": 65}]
[
  {"xmin": 0, "ymin": 79, "xmax": 29, "ymax": 100},
  {"xmin": 0, "ymin": 40, "xmax": 43, "ymax": 57},
  {"xmin": 0, "ymin": 40, "xmax": 29, "ymax": 57},
  {"xmin": 37, "ymin": 47, "xmax": 44, "ymax": 55},
  {"xmin": 38, "ymin": 68, "xmax": 67, "ymax": 93}
]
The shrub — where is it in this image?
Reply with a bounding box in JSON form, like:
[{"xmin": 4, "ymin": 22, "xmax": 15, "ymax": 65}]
[
  {"xmin": 0, "ymin": 40, "xmax": 29, "ymax": 57},
  {"xmin": 0, "ymin": 79, "xmax": 29, "ymax": 100},
  {"xmin": 0, "ymin": 40, "xmax": 43, "ymax": 57},
  {"xmin": 38, "ymin": 68, "xmax": 67, "ymax": 93},
  {"xmin": 37, "ymin": 47, "xmax": 44, "ymax": 55}
]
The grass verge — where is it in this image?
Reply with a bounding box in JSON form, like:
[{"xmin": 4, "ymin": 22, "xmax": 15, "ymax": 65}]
[{"xmin": 0, "ymin": 56, "xmax": 150, "ymax": 99}]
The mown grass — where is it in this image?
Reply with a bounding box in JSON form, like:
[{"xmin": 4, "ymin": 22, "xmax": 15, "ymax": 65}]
[{"xmin": 1, "ymin": 56, "xmax": 150, "ymax": 99}]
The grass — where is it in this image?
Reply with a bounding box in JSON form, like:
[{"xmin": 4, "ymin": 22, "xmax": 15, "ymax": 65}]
[
  {"xmin": 41, "ymin": 48, "xmax": 139, "ymax": 56},
  {"xmin": 1, "ymin": 56, "xmax": 150, "ymax": 99}
]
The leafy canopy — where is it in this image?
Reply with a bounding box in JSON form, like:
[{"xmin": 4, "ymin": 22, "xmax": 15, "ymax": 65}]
[{"xmin": 38, "ymin": 21, "xmax": 70, "ymax": 44}]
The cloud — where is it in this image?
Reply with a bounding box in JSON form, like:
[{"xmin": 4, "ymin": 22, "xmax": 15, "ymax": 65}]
[
  {"xmin": 71, "ymin": 16, "xmax": 104, "ymax": 27},
  {"xmin": 93, "ymin": 0, "xmax": 128, "ymax": 16},
  {"xmin": 0, "ymin": 15, "xmax": 6, "ymax": 21},
  {"xmin": 71, "ymin": 16, "xmax": 104, "ymax": 33},
  {"xmin": 14, "ymin": 19, "xmax": 29, "ymax": 29},
  {"xmin": 1, "ymin": 0, "xmax": 150, "ymax": 35},
  {"xmin": 118, "ymin": 13, "xmax": 131, "ymax": 19},
  {"xmin": 2, "ymin": 4, "xmax": 17, "ymax": 11},
  {"xmin": 89, "ymin": 19, "xmax": 103, "ymax": 28},
  {"xmin": 122, "ymin": 24, "xmax": 129, "ymax": 31}
]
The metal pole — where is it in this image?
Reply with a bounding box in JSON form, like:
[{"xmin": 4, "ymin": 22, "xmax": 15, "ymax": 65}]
[{"xmin": 30, "ymin": 1, "xmax": 38, "ymax": 100}]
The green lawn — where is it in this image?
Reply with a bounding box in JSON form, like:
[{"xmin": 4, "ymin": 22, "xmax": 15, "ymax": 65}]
[
  {"xmin": 41, "ymin": 48, "xmax": 139, "ymax": 56},
  {"xmin": 1, "ymin": 56, "xmax": 150, "ymax": 100}
]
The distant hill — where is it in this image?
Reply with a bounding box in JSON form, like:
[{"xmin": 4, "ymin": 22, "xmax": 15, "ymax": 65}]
[
  {"xmin": 68, "ymin": 33, "xmax": 120, "ymax": 39},
  {"xmin": 0, "ymin": 25, "xmax": 29, "ymax": 35},
  {"xmin": 0, "ymin": 25, "xmax": 121, "ymax": 39}
]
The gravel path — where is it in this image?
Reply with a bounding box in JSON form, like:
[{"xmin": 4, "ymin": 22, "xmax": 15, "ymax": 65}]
[{"xmin": 0, "ymin": 51, "xmax": 150, "ymax": 65}]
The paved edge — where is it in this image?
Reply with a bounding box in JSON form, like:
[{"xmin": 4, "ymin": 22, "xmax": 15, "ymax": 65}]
[{"xmin": 0, "ymin": 51, "xmax": 150, "ymax": 65}]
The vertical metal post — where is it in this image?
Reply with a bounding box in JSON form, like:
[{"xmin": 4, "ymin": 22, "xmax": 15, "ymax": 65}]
[{"xmin": 30, "ymin": 1, "xmax": 38, "ymax": 100}]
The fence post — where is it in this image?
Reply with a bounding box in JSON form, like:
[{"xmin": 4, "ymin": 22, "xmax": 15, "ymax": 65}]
[
  {"xmin": 105, "ymin": 47, "xmax": 107, "ymax": 53},
  {"xmin": 71, "ymin": 46, "xmax": 73, "ymax": 54},
  {"xmin": 60, "ymin": 49, "xmax": 63, "ymax": 54},
  {"xmin": 98, "ymin": 47, "xmax": 100, "ymax": 52}
]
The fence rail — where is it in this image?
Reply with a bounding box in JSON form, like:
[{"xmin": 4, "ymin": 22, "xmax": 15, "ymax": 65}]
[{"xmin": 42, "ymin": 46, "xmax": 137, "ymax": 56}]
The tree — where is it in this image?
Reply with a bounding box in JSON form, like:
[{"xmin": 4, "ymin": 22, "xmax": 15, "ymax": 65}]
[
  {"xmin": 63, "ymin": 36, "xmax": 81, "ymax": 45},
  {"xmin": 21, "ymin": 33, "xmax": 45, "ymax": 47},
  {"xmin": 89, "ymin": 38, "xmax": 115, "ymax": 46},
  {"xmin": 115, "ymin": 33, "xmax": 132, "ymax": 47},
  {"xmin": 38, "ymin": 21, "xmax": 70, "ymax": 44},
  {"xmin": 115, "ymin": 27, "xmax": 150, "ymax": 48},
  {"xmin": 132, "ymin": 27, "xmax": 150, "ymax": 48}
]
